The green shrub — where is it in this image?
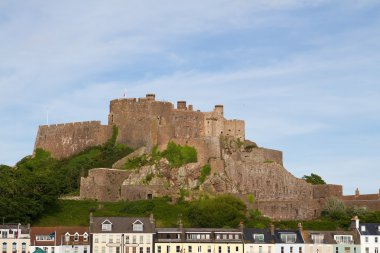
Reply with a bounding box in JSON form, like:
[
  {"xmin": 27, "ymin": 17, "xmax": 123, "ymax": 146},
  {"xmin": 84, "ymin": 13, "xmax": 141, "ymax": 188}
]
[
  {"xmin": 161, "ymin": 142, "xmax": 197, "ymax": 168},
  {"xmin": 198, "ymin": 164, "xmax": 211, "ymax": 184},
  {"xmin": 125, "ymin": 155, "xmax": 148, "ymax": 170}
]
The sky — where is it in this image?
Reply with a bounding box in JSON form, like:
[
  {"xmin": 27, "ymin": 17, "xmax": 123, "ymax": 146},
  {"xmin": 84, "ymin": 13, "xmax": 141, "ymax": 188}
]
[{"xmin": 0, "ymin": 0, "xmax": 379, "ymax": 195}]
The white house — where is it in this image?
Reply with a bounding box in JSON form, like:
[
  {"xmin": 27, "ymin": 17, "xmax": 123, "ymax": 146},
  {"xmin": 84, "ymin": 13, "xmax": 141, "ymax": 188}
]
[
  {"xmin": 90, "ymin": 216, "xmax": 155, "ymax": 253},
  {"xmin": 0, "ymin": 224, "xmax": 30, "ymax": 253},
  {"xmin": 351, "ymin": 217, "xmax": 379, "ymax": 253}
]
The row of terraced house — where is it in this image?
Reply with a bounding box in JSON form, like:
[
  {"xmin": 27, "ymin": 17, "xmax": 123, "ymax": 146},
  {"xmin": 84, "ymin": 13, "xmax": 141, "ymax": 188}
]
[{"xmin": 1, "ymin": 216, "xmax": 379, "ymax": 253}]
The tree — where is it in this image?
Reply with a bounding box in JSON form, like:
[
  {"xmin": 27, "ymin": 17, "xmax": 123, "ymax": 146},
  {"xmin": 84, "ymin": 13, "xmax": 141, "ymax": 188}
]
[{"xmin": 302, "ymin": 173, "xmax": 326, "ymax": 185}]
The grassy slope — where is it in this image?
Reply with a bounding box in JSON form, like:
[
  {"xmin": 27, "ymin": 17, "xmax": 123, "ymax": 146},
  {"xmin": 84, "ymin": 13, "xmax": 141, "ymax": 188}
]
[{"xmin": 34, "ymin": 198, "xmax": 190, "ymax": 228}]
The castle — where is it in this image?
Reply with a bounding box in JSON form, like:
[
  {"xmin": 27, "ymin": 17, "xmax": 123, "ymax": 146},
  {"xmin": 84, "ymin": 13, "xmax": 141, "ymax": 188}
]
[{"xmin": 34, "ymin": 94, "xmax": 380, "ymax": 220}]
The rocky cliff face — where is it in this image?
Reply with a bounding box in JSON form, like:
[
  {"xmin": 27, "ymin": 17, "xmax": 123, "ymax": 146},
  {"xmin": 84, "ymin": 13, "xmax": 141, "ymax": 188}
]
[{"xmin": 80, "ymin": 138, "xmax": 341, "ymax": 220}]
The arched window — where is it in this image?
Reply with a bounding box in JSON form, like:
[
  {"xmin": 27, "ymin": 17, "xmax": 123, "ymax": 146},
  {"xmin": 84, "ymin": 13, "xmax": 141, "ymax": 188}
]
[{"xmin": 12, "ymin": 243, "xmax": 16, "ymax": 253}]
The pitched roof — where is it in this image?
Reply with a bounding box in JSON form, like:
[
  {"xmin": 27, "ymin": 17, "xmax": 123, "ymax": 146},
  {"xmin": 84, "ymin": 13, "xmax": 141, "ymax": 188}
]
[
  {"xmin": 0, "ymin": 224, "xmax": 30, "ymax": 234},
  {"xmin": 90, "ymin": 217, "xmax": 155, "ymax": 234},
  {"xmin": 243, "ymin": 228, "xmax": 273, "ymax": 244},
  {"xmin": 302, "ymin": 230, "xmax": 360, "ymax": 244},
  {"xmin": 30, "ymin": 227, "xmax": 89, "ymax": 246},
  {"xmin": 273, "ymin": 230, "xmax": 304, "ymax": 244},
  {"xmin": 358, "ymin": 223, "xmax": 380, "ymax": 236}
]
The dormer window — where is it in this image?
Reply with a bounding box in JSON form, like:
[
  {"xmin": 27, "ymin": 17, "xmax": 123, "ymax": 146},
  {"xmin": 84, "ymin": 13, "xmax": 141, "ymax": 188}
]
[
  {"xmin": 311, "ymin": 234, "xmax": 324, "ymax": 244},
  {"xmin": 83, "ymin": 233, "xmax": 88, "ymax": 242},
  {"xmin": 74, "ymin": 233, "xmax": 79, "ymax": 242},
  {"xmin": 254, "ymin": 234, "xmax": 265, "ymax": 243},
  {"xmin": 102, "ymin": 220, "xmax": 113, "ymax": 231},
  {"xmin": 280, "ymin": 233, "xmax": 297, "ymax": 243},
  {"xmin": 133, "ymin": 220, "xmax": 143, "ymax": 232},
  {"xmin": 334, "ymin": 235, "xmax": 353, "ymax": 244},
  {"xmin": 65, "ymin": 233, "xmax": 70, "ymax": 242},
  {"xmin": 361, "ymin": 226, "xmax": 366, "ymax": 232}
]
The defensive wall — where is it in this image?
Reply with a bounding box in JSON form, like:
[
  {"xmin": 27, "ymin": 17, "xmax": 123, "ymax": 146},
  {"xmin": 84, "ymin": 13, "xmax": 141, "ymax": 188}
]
[{"xmin": 35, "ymin": 94, "xmax": 245, "ymax": 163}]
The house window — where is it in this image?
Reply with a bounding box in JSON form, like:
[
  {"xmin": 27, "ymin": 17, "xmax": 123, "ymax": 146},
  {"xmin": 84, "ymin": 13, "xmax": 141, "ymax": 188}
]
[
  {"xmin": 198, "ymin": 246, "xmax": 202, "ymax": 253},
  {"xmin": 74, "ymin": 246, "xmax": 78, "ymax": 253},
  {"xmin": 365, "ymin": 249, "xmax": 369, "ymax": 253},
  {"xmin": 74, "ymin": 233, "xmax": 79, "ymax": 242},
  {"xmin": 336, "ymin": 247, "xmax": 338, "ymax": 253},
  {"xmin": 2, "ymin": 243, "xmax": 7, "ymax": 253},
  {"xmin": 299, "ymin": 247, "xmax": 302, "ymax": 253},
  {"xmin": 290, "ymin": 247, "xmax": 293, "ymax": 253},
  {"xmin": 116, "ymin": 236, "xmax": 120, "ymax": 243},
  {"xmin": 109, "ymin": 235, "xmax": 114, "ymax": 243},
  {"xmin": 354, "ymin": 248, "xmax": 356, "ymax": 253},
  {"xmin": 208, "ymin": 246, "xmax": 211, "ymax": 253},
  {"xmin": 177, "ymin": 246, "xmax": 181, "ymax": 253},
  {"xmin": 102, "ymin": 246, "xmax": 106, "ymax": 253},
  {"xmin": 139, "ymin": 248, "xmax": 143, "ymax": 253},
  {"xmin": 65, "ymin": 233, "xmax": 70, "ymax": 242},
  {"xmin": 140, "ymin": 235, "xmax": 144, "ymax": 244},
  {"xmin": 254, "ymin": 234, "xmax": 265, "ymax": 243},
  {"xmin": 102, "ymin": 235, "xmax": 106, "ymax": 243},
  {"xmin": 115, "ymin": 248, "xmax": 120, "ymax": 253},
  {"xmin": 269, "ymin": 246, "xmax": 272, "ymax": 253},
  {"xmin": 51, "ymin": 248, "xmax": 54, "ymax": 253},
  {"xmin": 22, "ymin": 243, "xmax": 26, "ymax": 253},
  {"xmin": 281, "ymin": 247, "xmax": 284, "ymax": 253},
  {"xmin": 147, "ymin": 247, "xmax": 150, "ymax": 253},
  {"xmin": 126, "ymin": 235, "xmax": 130, "ymax": 244},
  {"xmin": 188, "ymin": 246, "xmax": 192, "ymax": 253},
  {"xmin": 84, "ymin": 233, "xmax": 88, "ymax": 242},
  {"xmin": 84, "ymin": 247, "xmax": 88, "ymax": 253},
  {"xmin": 376, "ymin": 238, "xmax": 378, "ymax": 243},
  {"xmin": 311, "ymin": 234, "xmax": 324, "ymax": 244},
  {"xmin": 102, "ymin": 223, "xmax": 112, "ymax": 231},
  {"xmin": 335, "ymin": 235, "xmax": 353, "ymax": 244},
  {"xmin": 281, "ymin": 233, "xmax": 297, "ymax": 243},
  {"xmin": 2, "ymin": 231, "xmax": 8, "ymax": 239},
  {"xmin": 94, "ymin": 247, "xmax": 98, "ymax": 253},
  {"xmin": 236, "ymin": 247, "xmax": 239, "ymax": 253},
  {"xmin": 375, "ymin": 248, "xmax": 378, "ymax": 253},
  {"xmin": 219, "ymin": 247, "xmax": 222, "ymax": 253},
  {"xmin": 133, "ymin": 221, "xmax": 143, "ymax": 232},
  {"xmin": 109, "ymin": 247, "xmax": 113, "ymax": 253},
  {"xmin": 344, "ymin": 248, "xmax": 350, "ymax": 253},
  {"xmin": 157, "ymin": 247, "xmax": 161, "ymax": 253},
  {"xmin": 258, "ymin": 246, "xmax": 262, "ymax": 253},
  {"xmin": 167, "ymin": 246, "xmax": 170, "ymax": 253},
  {"xmin": 228, "ymin": 246, "xmax": 230, "ymax": 253},
  {"xmin": 94, "ymin": 235, "xmax": 99, "ymax": 243},
  {"xmin": 43, "ymin": 247, "xmax": 48, "ymax": 253},
  {"xmin": 365, "ymin": 237, "xmax": 369, "ymax": 243},
  {"xmin": 12, "ymin": 243, "xmax": 16, "ymax": 253},
  {"xmin": 146, "ymin": 235, "xmax": 151, "ymax": 244}
]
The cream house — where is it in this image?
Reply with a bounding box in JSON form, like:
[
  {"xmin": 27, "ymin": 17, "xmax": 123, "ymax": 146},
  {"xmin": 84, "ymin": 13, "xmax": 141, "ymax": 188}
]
[{"xmin": 0, "ymin": 224, "xmax": 30, "ymax": 253}]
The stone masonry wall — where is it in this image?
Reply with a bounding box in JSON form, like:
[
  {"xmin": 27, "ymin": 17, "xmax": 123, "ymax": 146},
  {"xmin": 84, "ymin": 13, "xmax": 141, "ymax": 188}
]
[
  {"xmin": 34, "ymin": 121, "xmax": 113, "ymax": 159},
  {"xmin": 80, "ymin": 168, "xmax": 130, "ymax": 201}
]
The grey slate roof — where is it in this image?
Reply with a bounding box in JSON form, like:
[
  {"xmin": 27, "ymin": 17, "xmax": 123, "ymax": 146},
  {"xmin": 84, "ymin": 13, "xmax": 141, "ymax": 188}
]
[
  {"xmin": 243, "ymin": 228, "xmax": 273, "ymax": 244},
  {"xmin": 302, "ymin": 230, "xmax": 360, "ymax": 245},
  {"xmin": 0, "ymin": 224, "xmax": 30, "ymax": 234},
  {"xmin": 90, "ymin": 217, "xmax": 155, "ymax": 234},
  {"xmin": 273, "ymin": 230, "xmax": 304, "ymax": 244},
  {"xmin": 358, "ymin": 223, "xmax": 380, "ymax": 236}
]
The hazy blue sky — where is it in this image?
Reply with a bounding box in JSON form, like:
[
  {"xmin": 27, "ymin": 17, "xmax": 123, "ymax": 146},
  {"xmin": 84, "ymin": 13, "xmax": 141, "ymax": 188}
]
[{"xmin": 0, "ymin": 1, "xmax": 379, "ymax": 194}]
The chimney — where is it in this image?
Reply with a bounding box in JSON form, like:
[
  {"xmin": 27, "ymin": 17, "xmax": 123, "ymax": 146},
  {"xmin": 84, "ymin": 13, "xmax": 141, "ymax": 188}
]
[
  {"xmin": 239, "ymin": 221, "xmax": 244, "ymax": 232},
  {"xmin": 188, "ymin": 105, "xmax": 193, "ymax": 111},
  {"xmin": 270, "ymin": 224, "xmax": 275, "ymax": 236},
  {"xmin": 350, "ymin": 216, "xmax": 359, "ymax": 230},
  {"xmin": 177, "ymin": 101, "xmax": 187, "ymax": 110},
  {"xmin": 297, "ymin": 223, "xmax": 303, "ymax": 232}
]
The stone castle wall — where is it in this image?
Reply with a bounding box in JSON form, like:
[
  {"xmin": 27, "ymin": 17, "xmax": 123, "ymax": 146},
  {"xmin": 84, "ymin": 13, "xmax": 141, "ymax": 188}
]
[
  {"xmin": 80, "ymin": 168, "xmax": 130, "ymax": 201},
  {"xmin": 34, "ymin": 121, "xmax": 113, "ymax": 159},
  {"xmin": 35, "ymin": 94, "xmax": 245, "ymax": 160}
]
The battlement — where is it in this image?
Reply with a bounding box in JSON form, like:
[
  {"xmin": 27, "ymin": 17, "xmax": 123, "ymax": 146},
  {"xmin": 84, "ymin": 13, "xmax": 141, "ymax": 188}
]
[{"xmin": 40, "ymin": 120, "xmax": 102, "ymax": 128}]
